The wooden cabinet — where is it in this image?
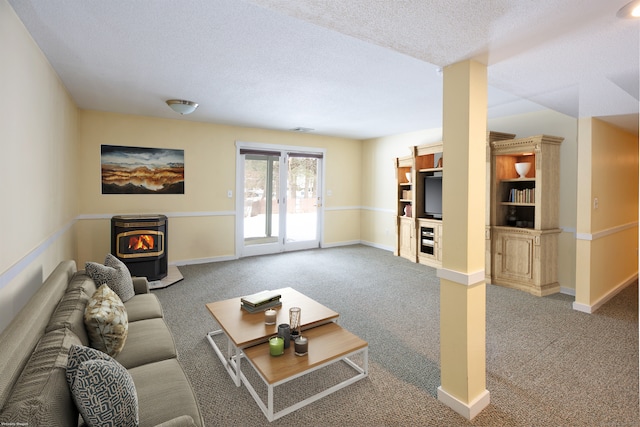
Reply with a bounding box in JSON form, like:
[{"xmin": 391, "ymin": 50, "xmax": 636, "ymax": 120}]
[
  {"xmin": 395, "ymin": 155, "xmax": 414, "ymax": 260},
  {"xmin": 492, "ymin": 227, "xmax": 560, "ymax": 295},
  {"xmin": 485, "ymin": 131, "xmax": 517, "ymax": 279},
  {"xmin": 418, "ymin": 218, "xmax": 442, "ymax": 267},
  {"xmin": 398, "ymin": 216, "xmax": 417, "ymax": 261},
  {"xmin": 488, "ymin": 134, "xmax": 563, "ymax": 296},
  {"xmin": 395, "ymin": 143, "xmax": 443, "ymax": 267}
]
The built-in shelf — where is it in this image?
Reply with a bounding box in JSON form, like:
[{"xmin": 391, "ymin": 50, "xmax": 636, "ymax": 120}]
[
  {"xmin": 419, "ymin": 167, "xmax": 443, "ymax": 173},
  {"xmin": 488, "ymin": 134, "xmax": 563, "ymax": 297},
  {"xmin": 395, "ymin": 143, "xmax": 443, "ymax": 267}
]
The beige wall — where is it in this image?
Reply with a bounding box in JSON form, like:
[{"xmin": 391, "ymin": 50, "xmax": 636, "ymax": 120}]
[
  {"xmin": 76, "ymin": 111, "xmax": 362, "ymax": 265},
  {"xmin": 575, "ymin": 118, "xmax": 638, "ymax": 310},
  {"xmin": 0, "ymin": 0, "xmax": 79, "ymax": 331}
]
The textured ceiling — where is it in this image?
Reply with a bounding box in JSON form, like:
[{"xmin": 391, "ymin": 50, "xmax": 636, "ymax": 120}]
[{"xmin": 7, "ymin": 0, "xmax": 639, "ymax": 139}]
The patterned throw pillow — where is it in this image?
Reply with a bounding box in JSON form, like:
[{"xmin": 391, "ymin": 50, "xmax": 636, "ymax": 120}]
[
  {"xmin": 66, "ymin": 345, "xmax": 139, "ymax": 427},
  {"xmin": 86, "ymin": 253, "xmax": 135, "ymax": 302},
  {"xmin": 84, "ymin": 284, "xmax": 128, "ymax": 357}
]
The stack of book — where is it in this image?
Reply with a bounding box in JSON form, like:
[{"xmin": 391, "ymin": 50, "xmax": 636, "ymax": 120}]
[
  {"xmin": 508, "ymin": 187, "xmax": 535, "ymax": 203},
  {"xmin": 240, "ymin": 290, "xmax": 282, "ymax": 313}
]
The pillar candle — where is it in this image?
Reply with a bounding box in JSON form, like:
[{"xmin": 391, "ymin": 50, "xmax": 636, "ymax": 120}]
[
  {"xmin": 277, "ymin": 323, "xmax": 290, "ymax": 349},
  {"xmin": 264, "ymin": 309, "xmax": 277, "ymax": 325},
  {"xmin": 269, "ymin": 336, "xmax": 284, "ymax": 356},
  {"xmin": 294, "ymin": 336, "xmax": 308, "ymax": 356}
]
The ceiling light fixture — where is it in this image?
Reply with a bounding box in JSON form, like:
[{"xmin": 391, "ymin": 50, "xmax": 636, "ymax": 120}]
[
  {"xmin": 166, "ymin": 99, "xmax": 198, "ymax": 115},
  {"xmin": 617, "ymin": 0, "xmax": 640, "ymax": 19}
]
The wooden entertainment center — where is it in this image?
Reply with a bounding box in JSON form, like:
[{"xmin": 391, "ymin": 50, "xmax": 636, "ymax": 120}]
[
  {"xmin": 395, "ymin": 142, "xmax": 444, "ymax": 268},
  {"xmin": 395, "ymin": 132, "xmax": 563, "ymax": 296}
]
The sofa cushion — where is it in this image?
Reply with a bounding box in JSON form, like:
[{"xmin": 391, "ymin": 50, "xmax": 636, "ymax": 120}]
[
  {"xmin": 124, "ymin": 293, "xmax": 164, "ymax": 322},
  {"xmin": 129, "ymin": 358, "xmax": 203, "ymax": 427},
  {"xmin": 67, "ymin": 345, "xmax": 138, "ymax": 427},
  {"xmin": 86, "ymin": 254, "xmax": 135, "ymax": 302},
  {"xmin": 66, "ymin": 270, "xmax": 98, "ymax": 297},
  {"xmin": 0, "ymin": 328, "xmax": 82, "ymax": 427},
  {"xmin": 84, "ymin": 284, "xmax": 128, "ymax": 357},
  {"xmin": 154, "ymin": 415, "xmax": 198, "ymax": 427},
  {"xmin": 46, "ymin": 287, "xmax": 91, "ymax": 345},
  {"xmin": 114, "ymin": 318, "xmax": 177, "ymax": 369},
  {"xmin": 0, "ymin": 260, "xmax": 77, "ymax": 410}
]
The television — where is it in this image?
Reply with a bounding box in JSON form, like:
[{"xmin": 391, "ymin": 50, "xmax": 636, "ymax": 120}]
[{"xmin": 424, "ymin": 175, "xmax": 443, "ymax": 219}]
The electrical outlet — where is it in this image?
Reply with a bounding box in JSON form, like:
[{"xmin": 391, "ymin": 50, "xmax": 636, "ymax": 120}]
[{"xmin": 227, "ymin": 190, "xmax": 233, "ymax": 198}]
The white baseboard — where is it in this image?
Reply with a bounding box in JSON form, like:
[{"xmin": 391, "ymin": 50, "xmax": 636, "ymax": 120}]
[
  {"xmin": 321, "ymin": 240, "xmax": 361, "ymax": 248},
  {"xmin": 572, "ymin": 273, "xmax": 638, "ymax": 314},
  {"xmin": 172, "ymin": 241, "xmax": 394, "ymax": 266},
  {"xmin": 359, "ymin": 240, "xmax": 394, "ymax": 252},
  {"xmin": 437, "ymin": 386, "xmax": 490, "ymax": 420},
  {"xmin": 171, "ymin": 254, "xmax": 237, "ymax": 266},
  {"xmin": 572, "ymin": 302, "xmax": 592, "ymax": 314}
]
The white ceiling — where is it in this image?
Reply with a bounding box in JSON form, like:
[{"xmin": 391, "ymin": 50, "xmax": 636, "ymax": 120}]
[{"xmin": 7, "ymin": 0, "xmax": 639, "ymax": 139}]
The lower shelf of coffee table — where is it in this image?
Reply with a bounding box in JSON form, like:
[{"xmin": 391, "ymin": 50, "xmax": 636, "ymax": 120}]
[{"xmin": 241, "ymin": 322, "xmax": 368, "ymax": 421}]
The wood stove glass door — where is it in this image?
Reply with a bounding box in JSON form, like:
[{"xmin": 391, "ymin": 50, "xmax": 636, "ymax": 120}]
[{"xmin": 239, "ymin": 146, "xmax": 322, "ymax": 257}]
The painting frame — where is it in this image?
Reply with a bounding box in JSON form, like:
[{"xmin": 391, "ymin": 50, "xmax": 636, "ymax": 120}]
[{"xmin": 100, "ymin": 145, "xmax": 185, "ymax": 194}]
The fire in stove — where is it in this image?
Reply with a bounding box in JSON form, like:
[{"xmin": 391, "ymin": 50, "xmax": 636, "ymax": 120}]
[
  {"xmin": 116, "ymin": 230, "xmax": 164, "ymax": 259},
  {"xmin": 129, "ymin": 234, "xmax": 155, "ymax": 251}
]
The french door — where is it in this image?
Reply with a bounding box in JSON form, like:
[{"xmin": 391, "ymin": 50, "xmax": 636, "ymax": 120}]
[{"xmin": 237, "ymin": 143, "xmax": 324, "ymax": 257}]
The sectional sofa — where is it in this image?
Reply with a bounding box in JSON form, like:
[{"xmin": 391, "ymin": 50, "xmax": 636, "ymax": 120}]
[{"xmin": 0, "ymin": 259, "xmax": 203, "ymax": 426}]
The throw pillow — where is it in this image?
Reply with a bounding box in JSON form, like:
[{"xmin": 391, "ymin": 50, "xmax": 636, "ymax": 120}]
[
  {"xmin": 84, "ymin": 284, "xmax": 128, "ymax": 357},
  {"xmin": 85, "ymin": 253, "xmax": 135, "ymax": 302},
  {"xmin": 66, "ymin": 345, "xmax": 139, "ymax": 427}
]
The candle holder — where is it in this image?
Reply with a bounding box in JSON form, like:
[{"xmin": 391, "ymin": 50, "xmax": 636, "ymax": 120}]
[
  {"xmin": 289, "ymin": 307, "xmax": 301, "ymax": 341},
  {"xmin": 269, "ymin": 336, "xmax": 284, "ymax": 356},
  {"xmin": 264, "ymin": 308, "xmax": 277, "ymax": 325},
  {"xmin": 294, "ymin": 336, "xmax": 308, "ymax": 356}
]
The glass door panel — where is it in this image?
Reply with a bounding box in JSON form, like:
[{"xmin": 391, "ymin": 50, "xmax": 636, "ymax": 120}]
[
  {"xmin": 243, "ymin": 155, "xmax": 280, "ymax": 248},
  {"xmin": 285, "ymin": 156, "xmax": 319, "ymax": 248}
]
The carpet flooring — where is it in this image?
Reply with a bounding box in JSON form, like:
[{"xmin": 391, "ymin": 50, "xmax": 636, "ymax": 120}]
[{"xmin": 153, "ymin": 245, "xmax": 639, "ymax": 426}]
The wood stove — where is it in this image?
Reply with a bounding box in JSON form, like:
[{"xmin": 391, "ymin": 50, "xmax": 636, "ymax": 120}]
[{"xmin": 111, "ymin": 214, "xmax": 168, "ymax": 281}]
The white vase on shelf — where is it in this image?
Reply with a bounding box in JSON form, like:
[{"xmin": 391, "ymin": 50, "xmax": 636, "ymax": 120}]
[{"xmin": 514, "ymin": 162, "xmax": 531, "ymax": 179}]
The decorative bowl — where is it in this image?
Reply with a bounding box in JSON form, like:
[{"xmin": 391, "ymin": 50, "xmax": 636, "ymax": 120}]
[
  {"xmin": 405, "ymin": 172, "xmax": 411, "ymax": 182},
  {"xmin": 514, "ymin": 162, "xmax": 531, "ymax": 179}
]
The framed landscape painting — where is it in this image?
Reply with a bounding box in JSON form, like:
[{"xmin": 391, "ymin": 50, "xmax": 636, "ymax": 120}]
[{"xmin": 101, "ymin": 145, "xmax": 185, "ymax": 194}]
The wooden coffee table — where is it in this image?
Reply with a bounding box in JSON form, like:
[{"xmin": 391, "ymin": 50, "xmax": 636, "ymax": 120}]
[
  {"xmin": 243, "ymin": 322, "xmax": 368, "ymax": 421},
  {"xmin": 205, "ymin": 287, "xmax": 339, "ymax": 386},
  {"xmin": 206, "ymin": 288, "xmax": 368, "ymax": 421}
]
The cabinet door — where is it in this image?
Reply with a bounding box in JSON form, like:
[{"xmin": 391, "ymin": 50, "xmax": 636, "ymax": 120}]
[
  {"xmin": 494, "ymin": 231, "xmax": 534, "ymax": 283},
  {"xmin": 398, "ymin": 218, "xmax": 416, "ymax": 261}
]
